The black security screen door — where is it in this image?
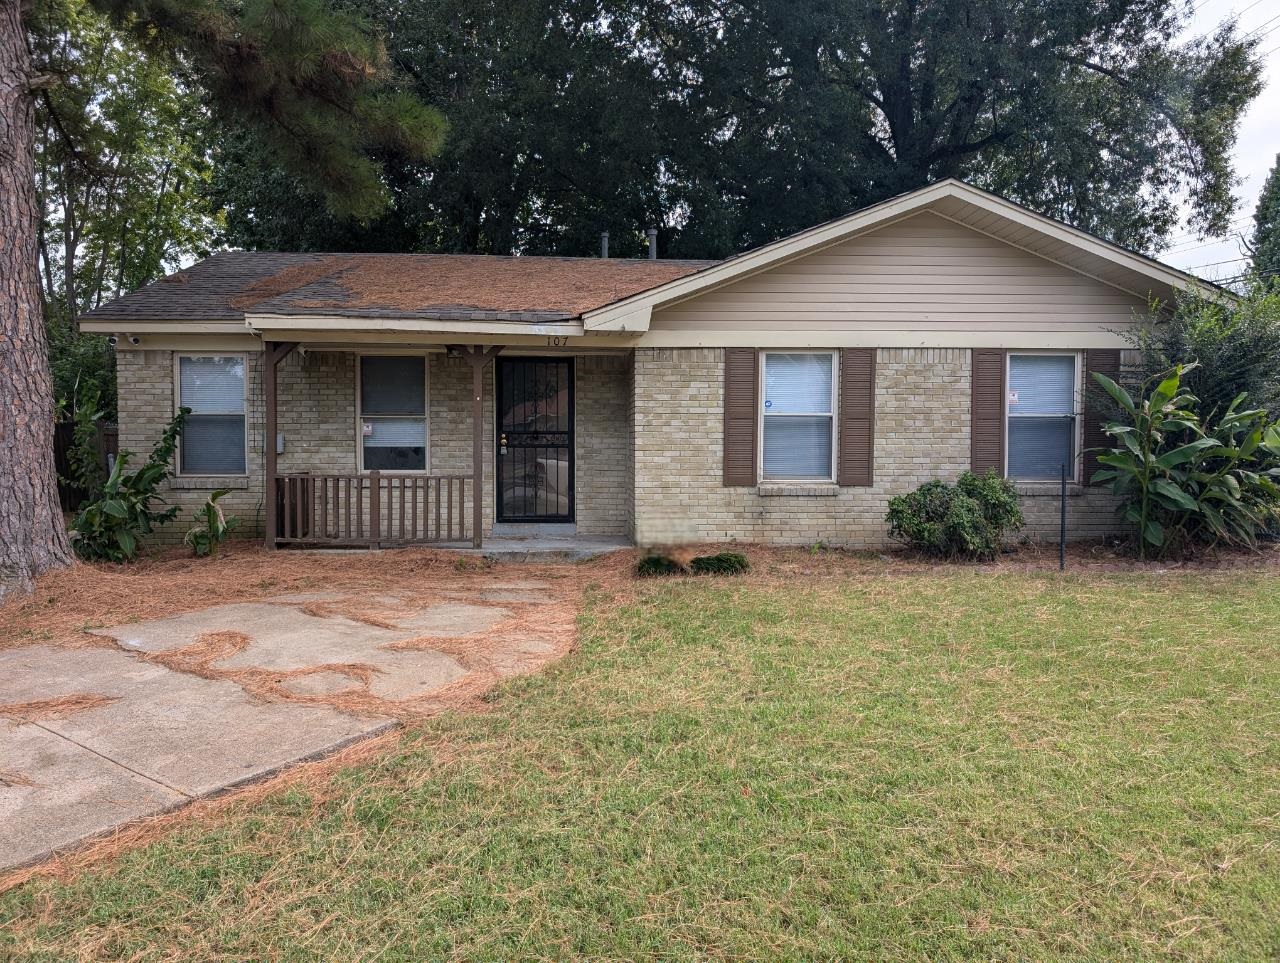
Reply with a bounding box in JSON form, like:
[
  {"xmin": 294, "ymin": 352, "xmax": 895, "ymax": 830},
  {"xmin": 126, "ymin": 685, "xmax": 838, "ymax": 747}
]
[{"xmin": 496, "ymin": 357, "xmax": 574, "ymax": 522}]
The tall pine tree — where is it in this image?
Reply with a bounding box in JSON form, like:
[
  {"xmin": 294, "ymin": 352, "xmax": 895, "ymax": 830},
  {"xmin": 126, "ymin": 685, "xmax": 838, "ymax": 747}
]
[
  {"xmin": 1, "ymin": 0, "xmax": 445, "ymax": 598},
  {"xmin": 1252, "ymin": 156, "xmax": 1280, "ymax": 285}
]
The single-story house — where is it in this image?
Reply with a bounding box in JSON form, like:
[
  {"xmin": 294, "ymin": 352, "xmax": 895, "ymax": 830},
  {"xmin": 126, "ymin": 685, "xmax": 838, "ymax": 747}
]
[{"xmin": 79, "ymin": 179, "xmax": 1207, "ymax": 550}]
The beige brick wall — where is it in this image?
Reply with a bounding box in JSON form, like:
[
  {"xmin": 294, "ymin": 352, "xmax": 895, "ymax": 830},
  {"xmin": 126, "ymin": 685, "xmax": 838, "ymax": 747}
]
[
  {"xmin": 116, "ymin": 348, "xmax": 632, "ymax": 544},
  {"xmin": 116, "ymin": 349, "xmax": 267, "ymax": 544},
  {"xmin": 575, "ymin": 354, "xmax": 633, "ymax": 536},
  {"xmin": 632, "ymin": 347, "xmax": 1121, "ymax": 548}
]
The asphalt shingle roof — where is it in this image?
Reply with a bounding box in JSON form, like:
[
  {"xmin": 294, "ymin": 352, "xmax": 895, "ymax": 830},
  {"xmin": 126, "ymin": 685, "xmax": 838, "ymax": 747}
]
[{"xmin": 80, "ymin": 251, "xmax": 718, "ymax": 324}]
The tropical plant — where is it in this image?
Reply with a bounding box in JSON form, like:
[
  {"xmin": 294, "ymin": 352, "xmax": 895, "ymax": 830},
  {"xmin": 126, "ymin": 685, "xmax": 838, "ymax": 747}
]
[
  {"xmin": 70, "ymin": 410, "xmax": 187, "ymax": 562},
  {"xmin": 183, "ymin": 488, "xmax": 240, "ymax": 557},
  {"xmin": 1091, "ymin": 365, "xmax": 1280, "ymax": 559},
  {"xmin": 885, "ymin": 471, "xmax": 1023, "ymax": 562},
  {"xmin": 62, "ymin": 388, "xmax": 106, "ymax": 498}
]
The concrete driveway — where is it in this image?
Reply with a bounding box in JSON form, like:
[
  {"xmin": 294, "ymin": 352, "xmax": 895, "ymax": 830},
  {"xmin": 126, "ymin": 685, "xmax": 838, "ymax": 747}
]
[{"xmin": 0, "ymin": 573, "xmax": 576, "ymax": 873}]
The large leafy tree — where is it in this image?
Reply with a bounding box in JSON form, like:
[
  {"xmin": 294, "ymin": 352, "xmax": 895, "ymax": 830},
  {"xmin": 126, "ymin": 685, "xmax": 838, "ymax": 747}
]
[
  {"xmin": 34, "ymin": 0, "xmax": 221, "ymax": 417},
  {"xmin": 1, "ymin": 0, "xmax": 445, "ymax": 598},
  {"xmin": 1251, "ymin": 155, "xmax": 1280, "ymax": 285},
  {"xmin": 214, "ymin": 0, "xmax": 1263, "ymax": 259},
  {"xmin": 212, "ymin": 0, "xmax": 692, "ymax": 258}
]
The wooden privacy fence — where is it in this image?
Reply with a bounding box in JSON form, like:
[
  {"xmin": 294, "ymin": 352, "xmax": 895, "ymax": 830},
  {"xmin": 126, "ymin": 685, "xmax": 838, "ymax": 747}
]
[
  {"xmin": 53, "ymin": 420, "xmax": 119, "ymax": 510},
  {"xmin": 274, "ymin": 472, "xmax": 474, "ymax": 548}
]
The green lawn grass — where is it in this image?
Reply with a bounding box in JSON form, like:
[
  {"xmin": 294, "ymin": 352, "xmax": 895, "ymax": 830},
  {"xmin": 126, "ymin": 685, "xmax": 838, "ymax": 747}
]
[{"xmin": 3, "ymin": 566, "xmax": 1279, "ymax": 960}]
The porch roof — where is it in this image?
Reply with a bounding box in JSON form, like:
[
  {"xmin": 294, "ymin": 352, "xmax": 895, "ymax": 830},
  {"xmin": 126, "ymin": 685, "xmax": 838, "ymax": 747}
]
[{"xmin": 79, "ymin": 251, "xmax": 718, "ymax": 332}]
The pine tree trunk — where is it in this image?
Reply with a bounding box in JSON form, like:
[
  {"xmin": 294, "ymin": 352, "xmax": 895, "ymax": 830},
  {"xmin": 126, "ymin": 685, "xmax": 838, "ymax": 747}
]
[{"xmin": 0, "ymin": 0, "xmax": 74, "ymax": 600}]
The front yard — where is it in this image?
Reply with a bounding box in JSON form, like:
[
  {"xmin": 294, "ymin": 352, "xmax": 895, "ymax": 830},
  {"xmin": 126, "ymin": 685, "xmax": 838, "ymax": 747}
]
[{"xmin": 3, "ymin": 552, "xmax": 1278, "ymax": 959}]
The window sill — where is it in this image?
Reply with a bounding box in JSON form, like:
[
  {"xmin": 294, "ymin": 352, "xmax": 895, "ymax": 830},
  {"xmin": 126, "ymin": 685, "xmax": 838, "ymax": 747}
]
[
  {"xmin": 757, "ymin": 483, "xmax": 840, "ymax": 498},
  {"xmin": 1014, "ymin": 481, "xmax": 1084, "ymax": 497},
  {"xmin": 170, "ymin": 476, "xmax": 249, "ymax": 490}
]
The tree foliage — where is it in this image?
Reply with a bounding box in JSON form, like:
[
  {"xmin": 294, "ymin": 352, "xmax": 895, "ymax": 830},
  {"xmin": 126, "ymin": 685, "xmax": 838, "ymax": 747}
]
[
  {"xmin": 1252, "ymin": 155, "xmax": 1280, "ymax": 285},
  {"xmin": 1123, "ymin": 281, "xmax": 1280, "ymax": 421},
  {"xmin": 30, "ymin": 0, "xmax": 219, "ymax": 416},
  {"xmin": 214, "ymin": 0, "xmax": 1264, "ymax": 259}
]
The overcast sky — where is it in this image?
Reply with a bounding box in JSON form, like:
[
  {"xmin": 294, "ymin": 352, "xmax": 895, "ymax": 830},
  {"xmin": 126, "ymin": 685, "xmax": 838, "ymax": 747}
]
[{"xmin": 1160, "ymin": 0, "xmax": 1280, "ymax": 281}]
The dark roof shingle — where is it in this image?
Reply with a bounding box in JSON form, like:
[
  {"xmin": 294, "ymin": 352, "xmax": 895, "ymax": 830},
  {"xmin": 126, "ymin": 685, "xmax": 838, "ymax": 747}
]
[{"xmin": 81, "ymin": 251, "xmax": 718, "ymax": 324}]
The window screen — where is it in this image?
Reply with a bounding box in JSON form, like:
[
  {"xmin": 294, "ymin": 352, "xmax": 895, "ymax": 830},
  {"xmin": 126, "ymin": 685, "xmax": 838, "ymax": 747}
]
[
  {"xmin": 761, "ymin": 353, "xmax": 834, "ymax": 480},
  {"xmin": 179, "ymin": 356, "xmax": 246, "ymax": 474},
  {"xmin": 1007, "ymin": 354, "xmax": 1077, "ymax": 480},
  {"xmin": 360, "ymin": 356, "xmax": 426, "ymax": 471}
]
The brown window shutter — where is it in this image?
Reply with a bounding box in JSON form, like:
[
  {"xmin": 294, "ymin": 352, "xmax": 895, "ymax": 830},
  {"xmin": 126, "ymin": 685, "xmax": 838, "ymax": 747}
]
[
  {"xmin": 723, "ymin": 348, "xmax": 758, "ymax": 486},
  {"xmin": 837, "ymin": 348, "xmax": 875, "ymax": 486},
  {"xmin": 1083, "ymin": 349, "xmax": 1121, "ymax": 484},
  {"xmin": 971, "ymin": 348, "xmax": 1005, "ymax": 474}
]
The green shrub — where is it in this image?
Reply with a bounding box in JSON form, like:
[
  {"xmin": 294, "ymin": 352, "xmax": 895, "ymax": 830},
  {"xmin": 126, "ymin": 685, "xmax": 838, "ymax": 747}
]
[
  {"xmin": 1091, "ymin": 364, "xmax": 1280, "ymax": 559},
  {"xmin": 71, "ymin": 409, "xmax": 187, "ymax": 562},
  {"xmin": 636, "ymin": 554, "xmax": 684, "ymax": 577},
  {"xmin": 885, "ymin": 470, "xmax": 1024, "ymax": 561},
  {"xmin": 689, "ymin": 551, "xmax": 750, "ymax": 575},
  {"xmin": 184, "ymin": 488, "xmax": 240, "ymax": 557},
  {"xmin": 637, "ymin": 551, "xmax": 751, "ymax": 577},
  {"xmin": 62, "ymin": 389, "xmax": 106, "ymax": 499},
  {"xmin": 1123, "ymin": 281, "xmax": 1280, "ymax": 420}
]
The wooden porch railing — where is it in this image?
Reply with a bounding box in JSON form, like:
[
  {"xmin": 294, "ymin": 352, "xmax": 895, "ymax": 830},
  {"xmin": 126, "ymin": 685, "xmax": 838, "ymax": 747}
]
[{"xmin": 275, "ymin": 472, "xmax": 474, "ymax": 548}]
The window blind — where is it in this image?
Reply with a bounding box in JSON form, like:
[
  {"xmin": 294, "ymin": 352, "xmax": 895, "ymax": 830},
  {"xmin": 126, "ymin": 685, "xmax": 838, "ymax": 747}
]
[
  {"xmin": 179, "ymin": 356, "xmax": 245, "ymax": 475},
  {"xmin": 762, "ymin": 353, "xmax": 834, "ymax": 480},
  {"xmin": 1007, "ymin": 354, "xmax": 1076, "ymax": 480},
  {"xmin": 360, "ymin": 356, "xmax": 427, "ymax": 470}
]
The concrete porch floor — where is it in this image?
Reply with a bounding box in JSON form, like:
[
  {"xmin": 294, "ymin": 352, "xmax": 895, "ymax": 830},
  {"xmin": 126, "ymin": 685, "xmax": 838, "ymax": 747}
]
[{"xmin": 468, "ymin": 535, "xmax": 632, "ymax": 563}]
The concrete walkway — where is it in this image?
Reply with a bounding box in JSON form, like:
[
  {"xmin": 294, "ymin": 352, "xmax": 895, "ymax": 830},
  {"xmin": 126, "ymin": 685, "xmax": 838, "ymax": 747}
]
[{"xmin": 0, "ymin": 576, "xmax": 571, "ymax": 873}]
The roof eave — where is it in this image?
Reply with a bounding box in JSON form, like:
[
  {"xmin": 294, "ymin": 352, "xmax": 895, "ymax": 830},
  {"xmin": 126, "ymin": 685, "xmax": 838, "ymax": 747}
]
[
  {"xmin": 243, "ymin": 313, "xmax": 586, "ymax": 337},
  {"xmin": 582, "ymin": 179, "xmax": 1221, "ymax": 331}
]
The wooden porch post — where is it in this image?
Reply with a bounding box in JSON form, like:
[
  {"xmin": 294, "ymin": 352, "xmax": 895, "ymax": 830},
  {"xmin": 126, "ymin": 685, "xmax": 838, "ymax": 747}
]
[
  {"xmin": 465, "ymin": 346, "xmax": 502, "ymax": 548},
  {"xmin": 263, "ymin": 341, "xmax": 298, "ymax": 550}
]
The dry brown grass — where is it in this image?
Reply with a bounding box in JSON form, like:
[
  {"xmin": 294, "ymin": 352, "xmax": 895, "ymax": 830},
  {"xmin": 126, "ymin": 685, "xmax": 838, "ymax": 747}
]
[
  {"xmin": 3, "ymin": 538, "xmax": 1277, "ymax": 902},
  {"xmin": 0, "ymin": 729, "xmax": 403, "ymax": 894}
]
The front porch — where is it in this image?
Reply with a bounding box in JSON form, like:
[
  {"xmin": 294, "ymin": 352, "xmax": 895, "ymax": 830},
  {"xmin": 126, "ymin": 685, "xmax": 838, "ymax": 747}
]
[{"xmin": 260, "ymin": 342, "xmax": 632, "ymax": 550}]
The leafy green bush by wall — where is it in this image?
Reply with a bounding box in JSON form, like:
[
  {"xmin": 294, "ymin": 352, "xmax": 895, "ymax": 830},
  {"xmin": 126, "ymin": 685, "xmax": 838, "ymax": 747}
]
[
  {"xmin": 71, "ymin": 409, "xmax": 188, "ymax": 562},
  {"xmin": 1091, "ymin": 365, "xmax": 1280, "ymax": 559},
  {"xmin": 1123, "ymin": 281, "xmax": 1280, "ymax": 420},
  {"xmin": 61, "ymin": 389, "xmax": 107, "ymax": 500},
  {"xmin": 184, "ymin": 488, "xmax": 240, "ymax": 557},
  {"xmin": 885, "ymin": 471, "xmax": 1024, "ymax": 561}
]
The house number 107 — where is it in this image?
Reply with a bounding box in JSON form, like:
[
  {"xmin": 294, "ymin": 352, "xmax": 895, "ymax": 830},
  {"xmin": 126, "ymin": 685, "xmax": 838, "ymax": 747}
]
[{"xmin": 546, "ymin": 336, "xmax": 568, "ymax": 347}]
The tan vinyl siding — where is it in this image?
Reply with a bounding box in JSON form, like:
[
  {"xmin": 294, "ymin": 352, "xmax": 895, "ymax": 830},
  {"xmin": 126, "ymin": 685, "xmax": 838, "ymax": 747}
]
[{"xmin": 650, "ymin": 212, "xmax": 1149, "ymax": 333}]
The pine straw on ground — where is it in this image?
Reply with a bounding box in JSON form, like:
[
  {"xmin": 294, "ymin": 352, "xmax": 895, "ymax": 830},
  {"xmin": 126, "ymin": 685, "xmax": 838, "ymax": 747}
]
[
  {"xmin": 0, "ymin": 694, "xmax": 119, "ymax": 722},
  {"xmin": 3, "ymin": 538, "xmax": 1277, "ymax": 896},
  {"xmin": 0, "ymin": 730, "xmax": 404, "ymax": 894}
]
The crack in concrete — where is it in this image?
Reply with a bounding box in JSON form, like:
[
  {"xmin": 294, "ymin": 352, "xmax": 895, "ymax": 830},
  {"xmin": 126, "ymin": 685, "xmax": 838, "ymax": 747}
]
[{"xmin": 31, "ymin": 722, "xmax": 193, "ymax": 800}]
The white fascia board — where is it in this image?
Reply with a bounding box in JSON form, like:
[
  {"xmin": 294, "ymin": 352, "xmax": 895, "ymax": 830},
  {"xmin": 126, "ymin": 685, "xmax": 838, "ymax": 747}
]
[
  {"xmin": 79, "ymin": 319, "xmax": 251, "ymax": 335},
  {"xmin": 634, "ymin": 329, "xmax": 1133, "ymax": 350},
  {"xmin": 244, "ymin": 314, "xmax": 585, "ymax": 337}
]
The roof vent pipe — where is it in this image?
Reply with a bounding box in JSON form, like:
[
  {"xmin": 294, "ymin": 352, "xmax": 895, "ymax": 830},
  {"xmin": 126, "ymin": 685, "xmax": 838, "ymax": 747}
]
[
  {"xmin": 600, "ymin": 231, "xmax": 609, "ymax": 258},
  {"xmin": 646, "ymin": 228, "xmax": 658, "ymax": 259}
]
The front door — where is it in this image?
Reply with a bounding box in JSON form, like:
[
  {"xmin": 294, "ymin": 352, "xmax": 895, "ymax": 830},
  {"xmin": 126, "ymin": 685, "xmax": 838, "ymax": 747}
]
[{"xmin": 496, "ymin": 357, "xmax": 574, "ymax": 522}]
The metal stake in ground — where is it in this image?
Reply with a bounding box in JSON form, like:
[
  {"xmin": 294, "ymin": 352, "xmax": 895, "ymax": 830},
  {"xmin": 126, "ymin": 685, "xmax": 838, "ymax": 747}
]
[{"xmin": 1060, "ymin": 462, "xmax": 1067, "ymax": 572}]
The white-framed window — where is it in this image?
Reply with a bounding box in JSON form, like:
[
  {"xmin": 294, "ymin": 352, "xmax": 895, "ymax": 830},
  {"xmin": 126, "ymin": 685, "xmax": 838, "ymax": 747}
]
[
  {"xmin": 759, "ymin": 351, "xmax": 838, "ymax": 481},
  {"xmin": 1006, "ymin": 352, "xmax": 1080, "ymax": 481},
  {"xmin": 358, "ymin": 355, "xmax": 428, "ymax": 472},
  {"xmin": 176, "ymin": 355, "xmax": 247, "ymax": 475}
]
